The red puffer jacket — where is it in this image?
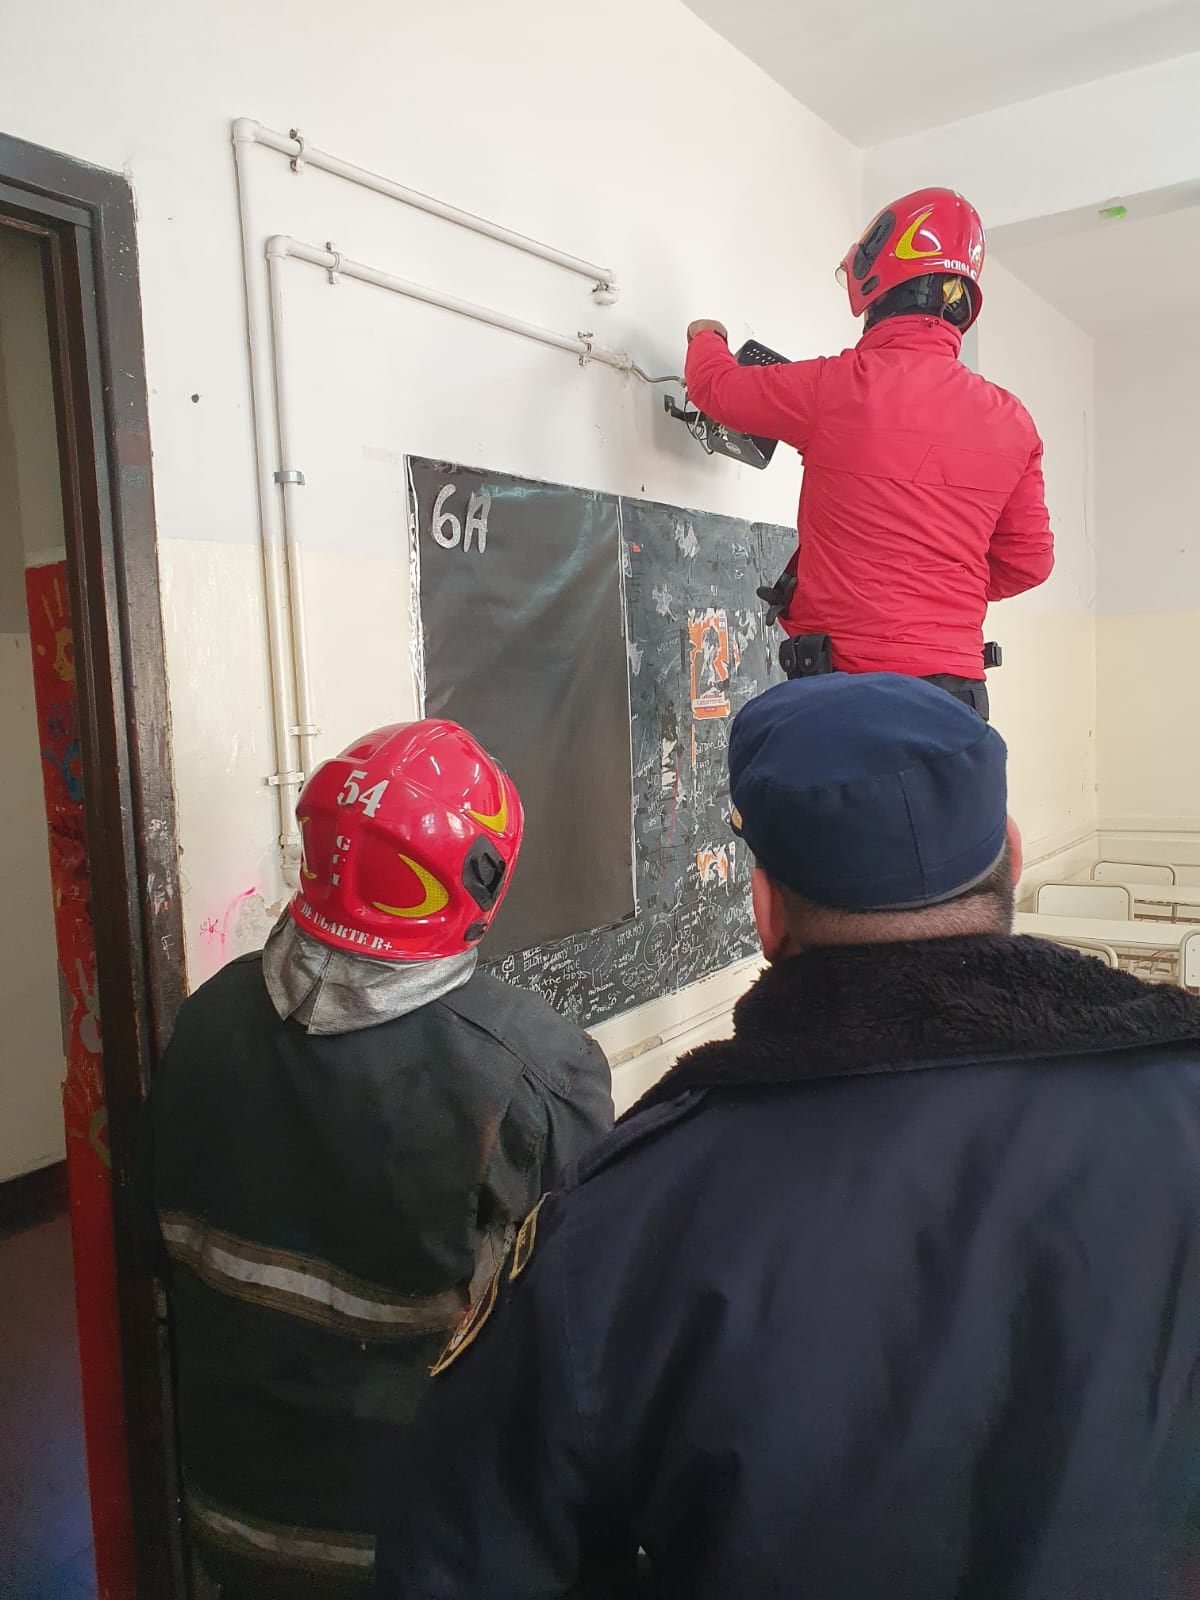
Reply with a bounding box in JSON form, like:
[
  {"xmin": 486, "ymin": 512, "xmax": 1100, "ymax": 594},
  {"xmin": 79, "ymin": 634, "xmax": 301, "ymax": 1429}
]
[{"xmin": 685, "ymin": 317, "xmax": 1054, "ymax": 679}]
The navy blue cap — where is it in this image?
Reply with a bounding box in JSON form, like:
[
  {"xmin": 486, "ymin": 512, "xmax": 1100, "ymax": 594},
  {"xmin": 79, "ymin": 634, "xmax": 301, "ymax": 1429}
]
[{"xmin": 729, "ymin": 674, "xmax": 1008, "ymax": 911}]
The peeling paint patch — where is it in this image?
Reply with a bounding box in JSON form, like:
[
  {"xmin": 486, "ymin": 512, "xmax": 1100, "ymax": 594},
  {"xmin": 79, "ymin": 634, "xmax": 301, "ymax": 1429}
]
[
  {"xmin": 200, "ymin": 886, "xmax": 266, "ymax": 957},
  {"xmin": 673, "ymin": 519, "xmax": 699, "ymax": 559}
]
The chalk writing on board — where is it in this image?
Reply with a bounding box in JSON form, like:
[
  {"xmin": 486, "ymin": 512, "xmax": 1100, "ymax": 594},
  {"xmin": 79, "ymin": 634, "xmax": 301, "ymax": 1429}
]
[{"xmin": 431, "ymin": 483, "xmax": 492, "ymax": 553}]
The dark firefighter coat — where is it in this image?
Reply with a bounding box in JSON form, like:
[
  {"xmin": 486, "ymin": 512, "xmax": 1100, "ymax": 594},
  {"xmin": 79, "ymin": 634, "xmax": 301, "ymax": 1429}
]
[
  {"xmin": 685, "ymin": 318, "xmax": 1054, "ymax": 679},
  {"xmin": 376, "ymin": 936, "xmax": 1200, "ymax": 1600},
  {"xmin": 149, "ymin": 953, "xmax": 612, "ymax": 1597}
]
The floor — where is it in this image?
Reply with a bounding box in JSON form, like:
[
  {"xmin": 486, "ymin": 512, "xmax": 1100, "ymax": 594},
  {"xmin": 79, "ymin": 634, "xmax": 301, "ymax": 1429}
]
[{"xmin": 0, "ymin": 1203, "xmax": 97, "ymax": 1600}]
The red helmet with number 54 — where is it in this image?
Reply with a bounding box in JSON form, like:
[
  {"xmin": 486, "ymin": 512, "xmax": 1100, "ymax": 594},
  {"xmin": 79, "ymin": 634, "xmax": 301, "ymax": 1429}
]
[{"xmin": 289, "ymin": 720, "xmax": 524, "ymax": 961}]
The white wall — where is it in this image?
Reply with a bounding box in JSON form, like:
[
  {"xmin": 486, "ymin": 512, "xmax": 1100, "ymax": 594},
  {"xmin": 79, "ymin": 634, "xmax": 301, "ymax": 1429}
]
[
  {"xmin": 0, "ymin": 231, "xmax": 68, "ymax": 1181},
  {"xmin": 976, "ymin": 261, "xmax": 1097, "ymax": 864},
  {"xmin": 864, "ymin": 52, "xmax": 1200, "ymax": 230},
  {"xmin": 862, "ymin": 60, "xmax": 1200, "ymax": 889},
  {"xmin": 1095, "ymin": 321, "xmax": 1200, "ymax": 839},
  {"xmin": 0, "ymin": 0, "xmax": 863, "ymax": 1059}
]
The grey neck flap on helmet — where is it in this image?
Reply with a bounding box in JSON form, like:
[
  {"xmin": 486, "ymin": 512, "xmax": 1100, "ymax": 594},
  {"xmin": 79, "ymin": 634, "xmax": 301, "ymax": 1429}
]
[{"xmin": 262, "ymin": 911, "xmax": 478, "ymax": 1036}]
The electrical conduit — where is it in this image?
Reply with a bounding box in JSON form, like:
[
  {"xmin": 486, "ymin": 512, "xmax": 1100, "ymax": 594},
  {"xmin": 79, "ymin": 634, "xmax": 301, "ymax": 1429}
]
[
  {"xmin": 233, "ymin": 119, "xmax": 620, "ymax": 304},
  {"xmin": 232, "ymin": 117, "xmax": 657, "ymax": 884}
]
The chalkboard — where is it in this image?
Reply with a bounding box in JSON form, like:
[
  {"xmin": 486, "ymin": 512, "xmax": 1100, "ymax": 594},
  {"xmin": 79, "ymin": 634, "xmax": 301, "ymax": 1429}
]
[
  {"xmin": 409, "ymin": 457, "xmax": 635, "ymax": 958},
  {"xmin": 409, "ymin": 456, "xmax": 795, "ymax": 1029}
]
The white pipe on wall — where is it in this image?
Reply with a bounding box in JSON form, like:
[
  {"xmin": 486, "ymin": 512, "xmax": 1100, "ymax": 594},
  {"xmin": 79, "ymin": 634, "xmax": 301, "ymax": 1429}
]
[
  {"xmin": 232, "ymin": 116, "xmax": 643, "ymax": 886},
  {"xmin": 234, "ymin": 118, "xmax": 620, "ymax": 305},
  {"xmin": 265, "ymin": 249, "xmax": 320, "ymax": 790},
  {"xmin": 232, "ymin": 121, "xmax": 305, "ymax": 883},
  {"xmin": 266, "ymin": 235, "xmax": 638, "ymax": 373}
]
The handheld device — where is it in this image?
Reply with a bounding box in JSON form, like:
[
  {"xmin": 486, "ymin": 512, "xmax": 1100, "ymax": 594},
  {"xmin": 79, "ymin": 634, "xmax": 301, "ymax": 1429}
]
[{"xmin": 664, "ymin": 339, "xmax": 789, "ymax": 470}]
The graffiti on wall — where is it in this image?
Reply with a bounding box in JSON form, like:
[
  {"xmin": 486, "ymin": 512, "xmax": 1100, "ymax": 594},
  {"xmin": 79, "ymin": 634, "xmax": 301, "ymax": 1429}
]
[
  {"xmin": 25, "ymin": 561, "xmax": 137, "ymax": 1595},
  {"xmin": 26, "ymin": 562, "xmax": 103, "ymax": 1160}
]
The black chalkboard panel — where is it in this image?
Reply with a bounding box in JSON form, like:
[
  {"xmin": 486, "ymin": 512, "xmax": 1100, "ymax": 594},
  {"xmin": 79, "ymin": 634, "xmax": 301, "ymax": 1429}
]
[
  {"xmin": 409, "ymin": 457, "xmax": 795, "ymax": 1028},
  {"xmin": 409, "ymin": 458, "xmax": 635, "ymax": 958}
]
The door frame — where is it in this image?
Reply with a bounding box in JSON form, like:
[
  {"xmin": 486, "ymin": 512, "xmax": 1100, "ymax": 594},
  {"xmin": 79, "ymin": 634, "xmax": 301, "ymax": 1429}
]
[{"xmin": 0, "ymin": 131, "xmax": 187, "ymax": 1595}]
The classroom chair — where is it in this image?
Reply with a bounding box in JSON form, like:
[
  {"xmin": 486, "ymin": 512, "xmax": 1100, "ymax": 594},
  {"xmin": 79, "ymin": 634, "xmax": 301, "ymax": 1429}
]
[
  {"xmin": 1049, "ymin": 937, "xmax": 1120, "ymax": 969},
  {"xmin": 1092, "ymin": 860, "xmax": 1177, "ymax": 886},
  {"xmin": 1036, "ymin": 882, "xmax": 1133, "ymax": 920}
]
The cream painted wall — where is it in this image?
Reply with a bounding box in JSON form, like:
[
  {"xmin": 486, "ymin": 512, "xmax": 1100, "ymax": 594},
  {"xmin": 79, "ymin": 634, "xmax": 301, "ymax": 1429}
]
[
  {"xmin": 864, "ymin": 52, "xmax": 1200, "ymax": 230},
  {"xmin": 0, "ymin": 231, "xmax": 68, "ymax": 1181},
  {"xmin": 0, "ymin": 0, "xmax": 1109, "ymax": 1081},
  {"xmin": 976, "ymin": 261, "xmax": 1097, "ymax": 862},
  {"xmin": 2, "ymin": 0, "xmax": 864, "ymax": 1054},
  {"xmin": 1095, "ymin": 322, "xmax": 1200, "ymax": 840}
]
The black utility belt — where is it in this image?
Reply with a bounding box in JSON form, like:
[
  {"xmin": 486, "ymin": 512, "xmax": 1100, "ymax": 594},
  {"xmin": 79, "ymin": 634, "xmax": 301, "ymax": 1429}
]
[
  {"xmin": 778, "ymin": 634, "xmax": 1003, "ymax": 679},
  {"xmin": 778, "ymin": 634, "xmax": 834, "ymax": 678}
]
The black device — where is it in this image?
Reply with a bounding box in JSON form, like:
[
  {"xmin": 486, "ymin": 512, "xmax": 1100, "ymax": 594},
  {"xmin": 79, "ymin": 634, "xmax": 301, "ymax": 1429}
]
[{"xmin": 665, "ymin": 339, "xmax": 790, "ymax": 470}]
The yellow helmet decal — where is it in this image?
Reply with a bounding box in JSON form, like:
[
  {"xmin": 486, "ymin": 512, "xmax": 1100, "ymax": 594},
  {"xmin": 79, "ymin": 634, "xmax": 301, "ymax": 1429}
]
[
  {"xmin": 372, "ymin": 854, "xmax": 451, "ymax": 919},
  {"xmin": 894, "ymin": 209, "xmax": 940, "ymax": 261},
  {"xmin": 467, "ymin": 786, "xmax": 508, "ymax": 833},
  {"xmin": 298, "ymin": 816, "xmax": 317, "ymax": 881}
]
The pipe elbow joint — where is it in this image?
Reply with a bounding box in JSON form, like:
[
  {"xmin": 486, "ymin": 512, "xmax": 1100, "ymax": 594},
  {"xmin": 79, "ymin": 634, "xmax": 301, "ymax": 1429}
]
[{"xmin": 592, "ymin": 277, "xmax": 620, "ymax": 306}]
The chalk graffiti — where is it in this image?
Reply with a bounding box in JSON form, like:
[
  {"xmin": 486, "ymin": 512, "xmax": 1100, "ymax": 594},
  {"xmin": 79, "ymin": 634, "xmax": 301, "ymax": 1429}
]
[
  {"xmin": 688, "ymin": 608, "xmax": 731, "ymax": 720},
  {"xmin": 651, "ymin": 585, "xmax": 676, "ymax": 619},
  {"xmin": 642, "ymin": 919, "xmax": 673, "ymax": 969},
  {"xmin": 672, "ymin": 518, "xmax": 699, "ymax": 559},
  {"xmin": 660, "ymin": 737, "xmax": 679, "ymax": 793}
]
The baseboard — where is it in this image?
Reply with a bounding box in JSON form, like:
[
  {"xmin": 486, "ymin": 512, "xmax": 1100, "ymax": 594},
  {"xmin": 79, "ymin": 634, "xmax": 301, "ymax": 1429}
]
[
  {"xmin": 0, "ymin": 1158, "xmax": 67, "ymax": 1229},
  {"xmin": 589, "ymin": 955, "xmax": 762, "ymax": 1064},
  {"xmin": 1021, "ymin": 826, "xmax": 1097, "ymax": 870}
]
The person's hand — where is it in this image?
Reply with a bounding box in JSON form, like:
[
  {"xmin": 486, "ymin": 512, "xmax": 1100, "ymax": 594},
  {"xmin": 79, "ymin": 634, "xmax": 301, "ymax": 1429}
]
[{"xmin": 687, "ymin": 319, "xmax": 729, "ymax": 343}]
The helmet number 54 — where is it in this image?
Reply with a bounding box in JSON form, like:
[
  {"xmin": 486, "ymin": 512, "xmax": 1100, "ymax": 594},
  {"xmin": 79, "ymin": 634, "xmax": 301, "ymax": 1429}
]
[{"xmin": 337, "ymin": 769, "xmax": 390, "ymax": 817}]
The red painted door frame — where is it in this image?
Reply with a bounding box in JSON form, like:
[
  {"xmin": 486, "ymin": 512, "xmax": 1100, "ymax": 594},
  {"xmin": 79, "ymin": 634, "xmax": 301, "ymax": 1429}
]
[{"xmin": 0, "ymin": 134, "xmax": 188, "ymax": 1598}]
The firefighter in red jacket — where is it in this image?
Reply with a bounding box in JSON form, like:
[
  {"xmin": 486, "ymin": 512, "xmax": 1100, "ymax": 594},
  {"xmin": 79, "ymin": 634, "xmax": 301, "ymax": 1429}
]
[{"xmin": 685, "ymin": 187, "xmax": 1054, "ymax": 720}]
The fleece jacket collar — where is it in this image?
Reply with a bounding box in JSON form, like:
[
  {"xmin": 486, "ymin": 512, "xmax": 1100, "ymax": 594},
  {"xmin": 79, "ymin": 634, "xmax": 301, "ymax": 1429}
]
[{"xmin": 637, "ymin": 936, "xmax": 1200, "ymax": 1111}]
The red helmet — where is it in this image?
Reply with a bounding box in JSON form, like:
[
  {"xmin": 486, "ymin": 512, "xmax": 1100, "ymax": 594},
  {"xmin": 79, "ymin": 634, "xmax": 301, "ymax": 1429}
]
[
  {"xmin": 838, "ymin": 187, "xmax": 985, "ymax": 330},
  {"xmin": 290, "ymin": 720, "xmax": 524, "ymax": 961}
]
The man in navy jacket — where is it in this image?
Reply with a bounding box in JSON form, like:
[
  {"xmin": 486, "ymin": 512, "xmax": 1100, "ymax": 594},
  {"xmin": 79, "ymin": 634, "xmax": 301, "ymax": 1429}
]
[{"xmin": 377, "ymin": 676, "xmax": 1200, "ymax": 1600}]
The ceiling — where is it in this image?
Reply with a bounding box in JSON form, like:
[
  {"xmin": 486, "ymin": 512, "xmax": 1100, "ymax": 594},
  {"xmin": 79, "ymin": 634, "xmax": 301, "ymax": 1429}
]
[
  {"xmin": 993, "ymin": 200, "xmax": 1200, "ymax": 334},
  {"xmin": 682, "ymin": 0, "xmax": 1200, "ymax": 145}
]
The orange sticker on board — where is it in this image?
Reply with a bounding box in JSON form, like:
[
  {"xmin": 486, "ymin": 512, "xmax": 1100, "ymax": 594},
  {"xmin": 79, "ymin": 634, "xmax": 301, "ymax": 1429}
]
[{"xmin": 688, "ymin": 608, "xmax": 731, "ymax": 721}]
